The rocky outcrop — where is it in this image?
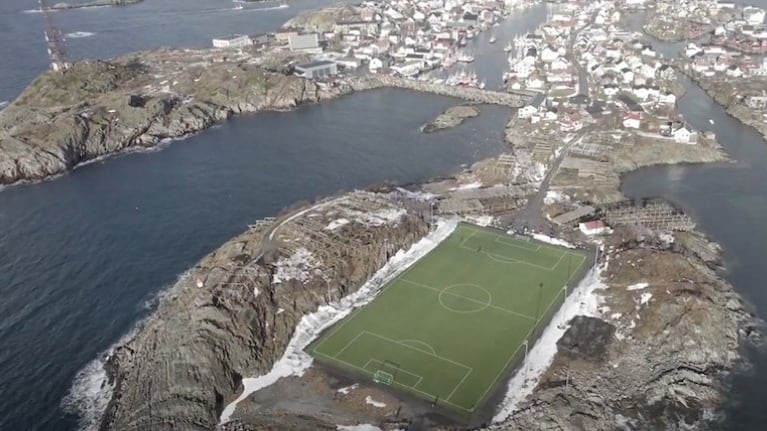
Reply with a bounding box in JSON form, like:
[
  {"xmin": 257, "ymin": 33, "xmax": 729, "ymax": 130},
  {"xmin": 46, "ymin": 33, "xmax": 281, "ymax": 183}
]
[
  {"xmin": 99, "ymin": 191, "xmax": 430, "ymax": 431},
  {"xmin": 0, "ymin": 50, "xmax": 354, "ymax": 186},
  {"xmin": 421, "ymin": 105, "xmax": 480, "ymax": 133},
  {"xmin": 482, "ymin": 228, "xmax": 762, "ymax": 431}
]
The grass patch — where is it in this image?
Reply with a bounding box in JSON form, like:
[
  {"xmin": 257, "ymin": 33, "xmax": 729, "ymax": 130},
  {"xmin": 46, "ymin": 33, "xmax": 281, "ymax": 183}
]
[{"xmin": 308, "ymin": 223, "xmax": 587, "ymax": 415}]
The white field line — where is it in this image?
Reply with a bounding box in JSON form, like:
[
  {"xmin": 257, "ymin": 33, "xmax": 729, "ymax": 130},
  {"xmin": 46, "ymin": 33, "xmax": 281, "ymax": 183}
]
[
  {"xmin": 399, "ymin": 339, "xmax": 438, "ymax": 355},
  {"xmin": 333, "ymin": 332, "xmax": 365, "ymax": 359},
  {"xmin": 493, "ymin": 236, "xmax": 542, "ymax": 252},
  {"xmin": 314, "ymin": 349, "xmax": 468, "ymax": 412},
  {"xmin": 471, "ymin": 280, "xmax": 569, "ymax": 411},
  {"xmin": 362, "ymin": 358, "xmax": 424, "ymax": 386},
  {"xmin": 458, "ymin": 243, "xmax": 559, "ymax": 272},
  {"xmin": 362, "ymin": 330, "xmax": 473, "ymax": 372},
  {"xmin": 399, "ymin": 279, "xmax": 537, "ymax": 322},
  {"xmin": 463, "ymin": 224, "xmax": 576, "ymax": 256}
]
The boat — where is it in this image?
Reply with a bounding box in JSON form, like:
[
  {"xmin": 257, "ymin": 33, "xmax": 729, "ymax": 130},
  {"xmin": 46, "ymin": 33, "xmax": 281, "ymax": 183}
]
[
  {"xmin": 504, "ymin": 41, "xmax": 513, "ymax": 52},
  {"xmin": 233, "ymin": 0, "xmax": 243, "ymax": 10},
  {"xmin": 709, "ymin": 119, "xmax": 714, "ymax": 124},
  {"xmin": 456, "ymin": 50, "xmax": 474, "ymax": 63},
  {"xmin": 489, "ymin": 33, "xmax": 497, "ymax": 44}
]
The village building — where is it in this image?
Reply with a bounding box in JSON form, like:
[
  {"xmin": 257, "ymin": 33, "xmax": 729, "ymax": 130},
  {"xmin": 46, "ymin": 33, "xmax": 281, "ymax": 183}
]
[
  {"xmin": 579, "ymin": 220, "xmax": 608, "ymax": 236},
  {"xmin": 211, "ymin": 34, "xmax": 252, "ymax": 49},
  {"xmin": 294, "ymin": 61, "xmax": 338, "ymax": 79}
]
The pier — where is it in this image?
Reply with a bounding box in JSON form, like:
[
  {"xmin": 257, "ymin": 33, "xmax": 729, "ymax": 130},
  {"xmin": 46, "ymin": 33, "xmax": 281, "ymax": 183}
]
[{"xmin": 360, "ymin": 75, "xmax": 528, "ymax": 108}]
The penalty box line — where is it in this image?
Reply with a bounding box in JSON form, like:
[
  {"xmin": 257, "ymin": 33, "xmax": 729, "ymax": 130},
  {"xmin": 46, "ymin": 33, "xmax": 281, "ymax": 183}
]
[
  {"xmin": 326, "ymin": 330, "xmax": 475, "ymax": 409},
  {"xmin": 314, "ymin": 349, "xmax": 471, "ymax": 411}
]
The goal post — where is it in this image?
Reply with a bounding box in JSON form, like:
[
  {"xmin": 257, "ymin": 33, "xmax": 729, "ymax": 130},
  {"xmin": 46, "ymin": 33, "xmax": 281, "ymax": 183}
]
[{"xmin": 373, "ymin": 360, "xmax": 400, "ymax": 386}]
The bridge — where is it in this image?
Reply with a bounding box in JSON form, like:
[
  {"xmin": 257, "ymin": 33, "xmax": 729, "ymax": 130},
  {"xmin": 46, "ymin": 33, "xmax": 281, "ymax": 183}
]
[{"xmin": 363, "ymin": 75, "xmax": 528, "ymax": 108}]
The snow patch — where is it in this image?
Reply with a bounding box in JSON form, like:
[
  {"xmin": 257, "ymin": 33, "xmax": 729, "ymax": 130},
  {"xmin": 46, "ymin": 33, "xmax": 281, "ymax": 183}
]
[
  {"xmin": 337, "ymin": 425, "xmax": 382, "ymax": 431},
  {"xmin": 640, "ymin": 292, "xmax": 653, "ymax": 305},
  {"xmin": 277, "ymin": 308, "xmax": 285, "ymax": 315},
  {"xmin": 219, "ymin": 218, "xmax": 460, "ymax": 424},
  {"xmin": 531, "ymin": 233, "xmax": 576, "ymax": 249},
  {"xmin": 465, "ymin": 215, "xmax": 494, "ymax": 227},
  {"xmin": 253, "ymin": 287, "xmax": 260, "ymax": 299},
  {"xmin": 451, "ymin": 181, "xmax": 482, "ymax": 191},
  {"xmin": 326, "ymin": 218, "xmax": 350, "ymax": 231},
  {"xmin": 659, "ymin": 232, "xmax": 675, "ymax": 244},
  {"xmin": 610, "ymin": 312, "xmax": 622, "ymax": 320},
  {"xmin": 493, "ymin": 263, "xmax": 605, "ymax": 422},
  {"xmin": 272, "ymin": 247, "xmax": 321, "ymax": 284},
  {"xmin": 337, "ymin": 383, "xmax": 359, "ymax": 395},
  {"xmin": 627, "ymin": 282, "xmax": 648, "ymax": 291},
  {"xmin": 543, "ymin": 190, "xmax": 569, "ymax": 205},
  {"xmin": 394, "ymin": 187, "xmax": 435, "ymax": 201},
  {"xmin": 365, "ymin": 395, "xmax": 386, "ymax": 408}
]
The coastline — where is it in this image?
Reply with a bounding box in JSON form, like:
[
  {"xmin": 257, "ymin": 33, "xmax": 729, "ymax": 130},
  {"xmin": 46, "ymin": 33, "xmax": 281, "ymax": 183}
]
[
  {"xmin": 0, "ymin": 53, "xmax": 522, "ymax": 189},
  {"xmin": 674, "ymin": 65, "xmax": 767, "ymax": 142}
]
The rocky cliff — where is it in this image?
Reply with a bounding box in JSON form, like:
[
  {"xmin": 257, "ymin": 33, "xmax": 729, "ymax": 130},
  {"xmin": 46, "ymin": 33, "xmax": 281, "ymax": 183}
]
[
  {"xmin": 99, "ymin": 191, "xmax": 430, "ymax": 431},
  {"xmin": 0, "ymin": 49, "xmax": 354, "ymax": 186},
  {"xmin": 482, "ymin": 228, "xmax": 762, "ymax": 431}
]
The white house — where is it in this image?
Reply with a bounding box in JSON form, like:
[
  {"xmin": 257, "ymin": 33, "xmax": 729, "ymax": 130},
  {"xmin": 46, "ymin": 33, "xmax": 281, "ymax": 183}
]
[
  {"xmin": 672, "ymin": 126, "xmax": 696, "ymax": 144},
  {"xmin": 623, "ymin": 112, "xmax": 642, "ymax": 129},
  {"xmin": 541, "ymin": 46, "xmax": 559, "ymax": 62},
  {"xmin": 212, "ymin": 34, "xmax": 252, "ymax": 49},
  {"xmin": 518, "ymin": 105, "xmax": 537, "ymax": 119},
  {"xmin": 579, "ymin": 220, "xmax": 607, "ymax": 236},
  {"xmin": 659, "ymin": 92, "xmax": 676, "ymax": 105}
]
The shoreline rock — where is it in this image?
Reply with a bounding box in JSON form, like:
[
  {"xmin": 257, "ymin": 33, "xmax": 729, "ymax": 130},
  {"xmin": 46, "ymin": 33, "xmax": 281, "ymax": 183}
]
[
  {"xmin": 99, "ymin": 190, "xmax": 431, "ymax": 431},
  {"xmin": 0, "ymin": 50, "xmax": 361, "ymax": 187}
]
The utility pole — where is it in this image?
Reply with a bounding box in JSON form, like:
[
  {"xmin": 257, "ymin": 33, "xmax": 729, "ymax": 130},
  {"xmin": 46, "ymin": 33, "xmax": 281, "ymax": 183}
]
[
  {"xmin": 522, "ymin": 338, "xmax": 529, "ymax": 383},
  {"xmin": 535, "ymin": 282, "xmax": 543, "ymax": 324}
]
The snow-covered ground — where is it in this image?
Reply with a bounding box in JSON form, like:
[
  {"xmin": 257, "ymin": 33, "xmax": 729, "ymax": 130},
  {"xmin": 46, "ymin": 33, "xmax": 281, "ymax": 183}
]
[
  {"xmin": 272, "ymin": 247, "xmax": 322, "ymax": 284},
  {"xmin": 543, "ymin": 190, "xmax": 569, "ymax": 205},
  {"xmin": 337, "ymin": 383, "xmax": 358, "ymax": 395},
  {"xmin": 627, "ymin": 282, "xmax": 648, "ymax": 291},
  {"xmin": 219, "ymin": 218, "xmax": 460, "ymax": 424},
  {"xmin": 492, "ymin": 261, "xmax": 606, "ymax": 422},
  {"xmin": 451, "ymin": 181, "xmax": 483, "ymax": 191},
  {"xmin": 531, "ymin": 233, "xmax": 576, "ymax": 249},
  {"xmin": 365, "ymin": 395, "xmax": 386, "ymax": 408},
  {"xmin": 465, "ymin": 215, "xmax": 495, "ymax": 227}
]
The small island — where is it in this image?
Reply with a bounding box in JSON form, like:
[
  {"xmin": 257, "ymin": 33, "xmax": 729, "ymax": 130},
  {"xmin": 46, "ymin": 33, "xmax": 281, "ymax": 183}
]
[{"xmin": 421, "ymin": 104, "xmax": 480, "ymax": 133}]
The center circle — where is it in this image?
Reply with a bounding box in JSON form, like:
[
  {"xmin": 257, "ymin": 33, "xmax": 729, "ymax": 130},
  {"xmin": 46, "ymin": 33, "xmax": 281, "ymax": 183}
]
[{"xmin": 438, "ymin": 284, "xmax": 492, "ymax": 313}]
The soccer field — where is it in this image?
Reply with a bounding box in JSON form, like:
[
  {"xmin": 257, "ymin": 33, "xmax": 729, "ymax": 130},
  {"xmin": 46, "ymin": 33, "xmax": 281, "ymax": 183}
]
[{"xmin": 308, "ymin": 223, "xmax": 588, "ymax": 415}]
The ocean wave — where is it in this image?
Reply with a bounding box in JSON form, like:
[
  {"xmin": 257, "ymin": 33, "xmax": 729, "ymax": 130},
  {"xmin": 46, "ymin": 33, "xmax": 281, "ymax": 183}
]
[
  {"xmin": 65, "ymin": 31, "xmax": 96, "ymax": 39},
  {"xmin": 59, "ymin": 324, "xmax": 143, "ymax": 431},
  {"xmin": 20, "ymin": 9, "xmax": 43, "ymax": 14},
  {"xmin": 60, "ymin": 270, "xmax": 196, "ymax": 430},
  {"xmin": 0, "ymin": 101, "xmax": 8, "ymax": 109}
]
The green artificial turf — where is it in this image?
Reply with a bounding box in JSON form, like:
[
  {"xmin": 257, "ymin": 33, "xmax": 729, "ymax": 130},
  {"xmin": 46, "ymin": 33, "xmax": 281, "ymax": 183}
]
[{"xmin": 309, "ymin": 223, "xmax": 587, "ymax": 414}]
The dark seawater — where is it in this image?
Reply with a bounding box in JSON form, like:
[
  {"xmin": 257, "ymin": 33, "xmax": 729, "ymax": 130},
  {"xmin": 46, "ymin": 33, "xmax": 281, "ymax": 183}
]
[
  {"xmin": 2, "ymin": 0, "xmax": 767, "ymax": 429},
  {"xmin": 0, "ymin": 88, "xmax": 510, "ymax": 430}
]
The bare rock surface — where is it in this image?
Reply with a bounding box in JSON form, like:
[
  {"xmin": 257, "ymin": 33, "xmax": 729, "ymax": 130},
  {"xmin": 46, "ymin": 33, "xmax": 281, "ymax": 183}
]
[
  {"xmin": 479, "ymin": 227, "xmax": 761, "ymax": 431},
  {"xmin": 421, "ymin": 105, "xmax": 480, "ymax": 133},
  {"xmin": 0, "ymin": 49, "xmax": 354, "ymax": 186},
  {"xmin": 99, "ymin": 190, "xmax": 430, "ymax": 431}
]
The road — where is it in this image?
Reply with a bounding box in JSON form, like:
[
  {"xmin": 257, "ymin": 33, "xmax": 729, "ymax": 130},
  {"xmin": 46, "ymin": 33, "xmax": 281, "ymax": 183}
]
[
  {"xmin": 510, "ymin": 11, "xmax": 596, "ymax": 231},
  {"xmin": 511, "ymin": 127, "xmax": 592, "ymax": 231}
]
